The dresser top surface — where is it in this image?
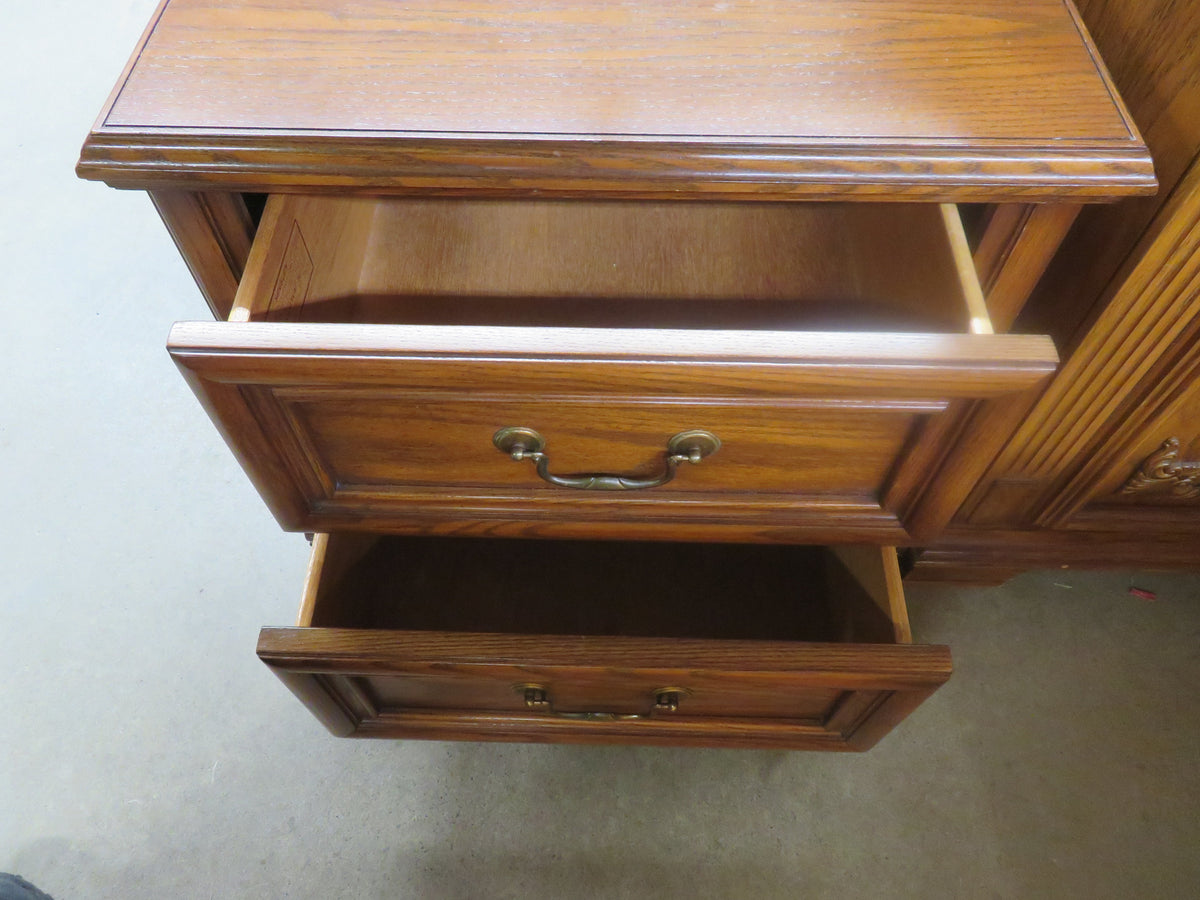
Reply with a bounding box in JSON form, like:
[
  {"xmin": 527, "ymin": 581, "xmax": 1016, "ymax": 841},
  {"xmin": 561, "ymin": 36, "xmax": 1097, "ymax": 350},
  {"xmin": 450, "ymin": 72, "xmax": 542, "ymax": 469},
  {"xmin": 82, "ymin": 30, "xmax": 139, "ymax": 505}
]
[{"xmin": 78, "ymin": 0, "xmax": 1155, "ymax": 199}]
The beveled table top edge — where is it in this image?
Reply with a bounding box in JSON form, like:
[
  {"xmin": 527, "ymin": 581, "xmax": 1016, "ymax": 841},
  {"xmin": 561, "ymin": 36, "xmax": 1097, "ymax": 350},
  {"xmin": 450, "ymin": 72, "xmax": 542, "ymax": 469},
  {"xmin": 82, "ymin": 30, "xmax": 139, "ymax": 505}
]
[{"xmin": 77, "ymin": 128, "xmax": 1157, "ymax": 201}]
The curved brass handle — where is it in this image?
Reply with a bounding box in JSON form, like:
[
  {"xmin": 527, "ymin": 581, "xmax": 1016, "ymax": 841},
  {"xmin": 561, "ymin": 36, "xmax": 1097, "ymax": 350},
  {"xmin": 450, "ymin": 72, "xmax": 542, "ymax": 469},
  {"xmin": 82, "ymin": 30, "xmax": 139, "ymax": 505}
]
[
  {"xmin": 493, "ymin": 427, "xmax": 720, "ymax": 491},
  {"xmin": 515, "ymin": 685, "xmax": 688, "ymax": 719}
]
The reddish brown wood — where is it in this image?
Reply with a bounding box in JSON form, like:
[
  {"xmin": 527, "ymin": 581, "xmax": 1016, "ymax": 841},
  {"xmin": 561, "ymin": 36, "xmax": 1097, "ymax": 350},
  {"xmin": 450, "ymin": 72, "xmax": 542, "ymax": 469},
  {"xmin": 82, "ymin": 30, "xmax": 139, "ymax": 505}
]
[
  {"xmin": 1029, "ymin": 162, "xmax": 1200, "ymax": 527},
  {"xmin": 170, "ymin": 319, "xmax": 1056, "ymax": 542},
  {"xmin": 894, "ymin": 385, "xmax": 1057, "ymax": 539},
  {"xmin": 258, "ymin": 537, "xmax": 951, "ymax": 749},
  {"xmin": 267, "ymin": 670, "xmax": 357, "ymax": 737},
  {"xmin": 242, "ymin": 196, "xmax": 977, "ymax": 332},
  {"xmin": 909, "ymin": 526, "xmax": 1200, "ymax": 584},
  {"xmin": 299, "ymin": 537, "xmax": 900, "ymax": 643},
  {"xmin": 76, "ymin": 0, "xmax": 1165, "ymax": 745},
  {"xmin": 1021, "ymin": 0, "xmax": 1200, "ymax": 348},
  {"xmin": 169, "ymin": 193, "xmax": 1058, "ymax": 543},
  {"xmin": 77, "ymin": 0, "xmax": 1152, "ymax": 199},
  {"xmin": 907, "ymin": 0, "xmax": 1200, "ymax": 583},
  {"xmin": 972, "ymin": 203, "xmax": 1082, "ymax": 332},
  {"xmin": 934, "ymin": 0, "xmax": 1200, "ymax": 568},
  {"xmin": 149, "ymin": 189, "xmax": 255, "ymax": 319}
]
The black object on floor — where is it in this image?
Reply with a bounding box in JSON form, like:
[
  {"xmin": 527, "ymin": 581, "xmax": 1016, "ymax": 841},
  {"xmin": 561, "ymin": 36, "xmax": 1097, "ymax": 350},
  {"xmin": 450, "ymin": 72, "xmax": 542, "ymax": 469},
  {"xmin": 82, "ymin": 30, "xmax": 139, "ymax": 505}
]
[{"xmin": 0, "ymin": 874, "xmax": 54, "ymax": 900}]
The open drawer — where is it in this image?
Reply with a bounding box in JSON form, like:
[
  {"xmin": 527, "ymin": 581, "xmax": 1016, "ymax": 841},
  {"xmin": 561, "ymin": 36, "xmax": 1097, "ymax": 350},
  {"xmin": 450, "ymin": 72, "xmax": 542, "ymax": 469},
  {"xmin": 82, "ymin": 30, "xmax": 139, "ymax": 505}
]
[
  {"xmin": 170, "ymin": 195, "xmax": 1058, "ymax": 543},
  {"xmin": 257, "ymin": 534, "xmax": 952, "ymax": 750}
]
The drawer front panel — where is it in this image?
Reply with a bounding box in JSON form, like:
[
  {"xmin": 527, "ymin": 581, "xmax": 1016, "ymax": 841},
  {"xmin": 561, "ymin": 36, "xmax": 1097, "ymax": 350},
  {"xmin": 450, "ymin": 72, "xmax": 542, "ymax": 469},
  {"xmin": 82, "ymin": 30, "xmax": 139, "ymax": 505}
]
[
  {"xmin": 287, "ymin": 393, "xmax": 915, "ymax": 494},
  {"xmin": 257, "ymin": 629, "xmax": 951, "ymax": 751},
  {"xmin": 358, "ymin": 661, "xmax": 842, "ymax": 720},
  {"xmin": 172, "ymin": 322, "xmax": 1057, "ymax": 541}
]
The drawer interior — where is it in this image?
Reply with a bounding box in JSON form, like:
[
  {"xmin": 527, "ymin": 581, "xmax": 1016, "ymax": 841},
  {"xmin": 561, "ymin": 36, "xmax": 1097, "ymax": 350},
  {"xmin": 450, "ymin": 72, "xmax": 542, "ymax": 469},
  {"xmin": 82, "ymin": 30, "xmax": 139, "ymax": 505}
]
[
  {"xmin": 299, "ymin": 534, "xmax": 911, "ymax": 646},
  {"xmin": 231, "ymin": 196, "xmax": 991, "ymax": 334}
]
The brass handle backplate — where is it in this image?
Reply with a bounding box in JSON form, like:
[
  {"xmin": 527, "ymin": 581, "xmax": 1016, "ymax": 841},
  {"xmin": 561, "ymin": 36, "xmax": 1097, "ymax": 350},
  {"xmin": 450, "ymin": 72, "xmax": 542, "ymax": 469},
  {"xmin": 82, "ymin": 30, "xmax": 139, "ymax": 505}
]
[
  {"xmin": 514, "ymin": 684, "xmax": 688, "ymax": 719},
  {"xmin": 493, "ymin": 427, "xmax": 720, "ymax": 491}
]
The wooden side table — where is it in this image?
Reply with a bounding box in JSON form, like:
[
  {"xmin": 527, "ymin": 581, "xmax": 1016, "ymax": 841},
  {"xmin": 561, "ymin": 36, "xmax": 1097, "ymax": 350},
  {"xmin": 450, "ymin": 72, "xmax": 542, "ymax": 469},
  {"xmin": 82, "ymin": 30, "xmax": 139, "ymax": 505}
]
[{"xmin": 79, "ymin": 0, "xmax": 1153, "ymax": 749}]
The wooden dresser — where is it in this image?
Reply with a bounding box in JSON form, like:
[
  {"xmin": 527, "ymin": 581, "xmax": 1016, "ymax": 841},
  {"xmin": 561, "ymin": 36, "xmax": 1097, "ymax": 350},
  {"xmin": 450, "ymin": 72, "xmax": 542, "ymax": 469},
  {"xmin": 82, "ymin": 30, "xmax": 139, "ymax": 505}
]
[{"xmin": 78, "ymin": 0, "xmax": 1153, "ymax": 749}]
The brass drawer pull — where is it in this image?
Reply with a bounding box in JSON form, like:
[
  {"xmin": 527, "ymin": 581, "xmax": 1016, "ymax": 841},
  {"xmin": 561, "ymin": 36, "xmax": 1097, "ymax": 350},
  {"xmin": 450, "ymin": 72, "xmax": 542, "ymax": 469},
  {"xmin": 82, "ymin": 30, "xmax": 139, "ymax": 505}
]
[
  {"xmin": 555, "ymin": 711, "xmax": 649, "ymax": 722},
  {"xmin": 493, "ymin": 427, "xmax": 720, "ymax": 491},
  {"xmin": 653, "ymin": 688, "xmax": 684, "ymax": 712},
  {"xmin": 515, "ymin": 684, "xmax": 688, "ymax": 718},
  {"xmin": 520, "ymin": 685, "xmax": 551, "ymax": 709}
]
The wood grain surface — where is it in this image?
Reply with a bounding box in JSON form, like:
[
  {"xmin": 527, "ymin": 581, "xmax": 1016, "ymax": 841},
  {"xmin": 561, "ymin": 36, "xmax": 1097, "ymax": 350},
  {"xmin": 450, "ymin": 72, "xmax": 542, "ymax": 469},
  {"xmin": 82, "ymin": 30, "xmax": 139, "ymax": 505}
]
[
  {"xmin": 909, "ymin": 525, "xmax": 1200, "ymax": 583},
  {"xmin": 108, "ymin": 0, "xmax": 1131, "ymax": 139},
  {"xmin": 257, "ymin": 535, "xmax": 950, "ymax": 748},
  {"xmin": 171, "ymin": 192, "xmax": 1055, "ymax": 542},
  {"xmin": 903, "ymin": 0, "xmax": 1200, "ymax": 580},
  {"xmin": 958, "ymin": 141, "xmax": 1200, "ymax": 531},
  {"xmin": 301, "ymin": 537, "xmax": 897, "ymax": 642},
  {"xmin": 169, "ymin": 319, "xmax": 1056, "ymax": 541},
  {"xmin": 1021, "ymin": 0, "xmax": 1200, "ymax": 345},
  {"xmin": 237, "ymin": 194, "xmax": 976, "ymax": 331},
  {"xmin": 149, "ymin": 190, "xmax": 255, "ymax": 319},
  {"xmin": 77, "ymin": 0, "xmax": 1154, "ymax": 198}
]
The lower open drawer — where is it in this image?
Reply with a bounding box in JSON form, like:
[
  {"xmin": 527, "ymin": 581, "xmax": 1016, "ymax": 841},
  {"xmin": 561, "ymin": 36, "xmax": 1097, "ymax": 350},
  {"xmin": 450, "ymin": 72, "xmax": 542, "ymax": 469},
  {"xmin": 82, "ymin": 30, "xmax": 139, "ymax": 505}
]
[{"xmin": 257, "ymin": 534, "xmax": 951, "ymax": 750}]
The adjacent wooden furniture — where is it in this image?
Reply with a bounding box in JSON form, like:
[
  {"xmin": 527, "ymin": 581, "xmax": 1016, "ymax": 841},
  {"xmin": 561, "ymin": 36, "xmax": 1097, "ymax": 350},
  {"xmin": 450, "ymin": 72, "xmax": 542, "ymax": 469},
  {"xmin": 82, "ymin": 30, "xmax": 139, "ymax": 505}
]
[
  {"xmin": 911, "ymin": 0, "xmax": 1200, "ymax": 583},
  {"xmin": 79, "ymin": 0, "xmax": 1152, "ymax": 748}
]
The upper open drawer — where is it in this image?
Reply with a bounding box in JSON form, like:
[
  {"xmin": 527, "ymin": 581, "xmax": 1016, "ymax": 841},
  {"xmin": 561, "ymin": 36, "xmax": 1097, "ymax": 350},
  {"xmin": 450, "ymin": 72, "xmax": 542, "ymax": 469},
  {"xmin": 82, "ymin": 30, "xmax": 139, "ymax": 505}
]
[
  {"xmin": 169, "ymin": 195, "xmax": 1057, "ymax": 543},
  {"xmin": 227, "ymin": 195, "xmax": 995, "ymax": 334}
]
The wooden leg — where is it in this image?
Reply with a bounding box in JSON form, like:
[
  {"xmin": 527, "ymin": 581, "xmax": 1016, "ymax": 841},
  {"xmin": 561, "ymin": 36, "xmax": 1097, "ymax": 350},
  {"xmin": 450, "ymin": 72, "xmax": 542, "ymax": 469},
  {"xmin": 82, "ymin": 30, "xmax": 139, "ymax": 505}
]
[{"xmin": 150, "ymin": 190, "xmax": 255, "ymax": 320}]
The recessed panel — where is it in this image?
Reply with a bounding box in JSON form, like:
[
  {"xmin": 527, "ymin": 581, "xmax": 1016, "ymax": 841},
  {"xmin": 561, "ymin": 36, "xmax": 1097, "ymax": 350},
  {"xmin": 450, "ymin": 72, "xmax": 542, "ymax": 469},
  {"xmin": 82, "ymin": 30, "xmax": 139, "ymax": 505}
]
[{"xmin": 284, "ymin": 395, "xmax": 919, "ymax": 497}]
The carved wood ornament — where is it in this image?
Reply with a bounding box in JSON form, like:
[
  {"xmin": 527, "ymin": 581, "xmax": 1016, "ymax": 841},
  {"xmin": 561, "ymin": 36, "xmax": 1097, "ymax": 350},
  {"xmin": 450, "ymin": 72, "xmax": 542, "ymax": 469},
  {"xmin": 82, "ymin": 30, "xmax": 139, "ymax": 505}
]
[{"xmin": 1122, "ymin": 438, "xmax": 1200, "ymax": 499}]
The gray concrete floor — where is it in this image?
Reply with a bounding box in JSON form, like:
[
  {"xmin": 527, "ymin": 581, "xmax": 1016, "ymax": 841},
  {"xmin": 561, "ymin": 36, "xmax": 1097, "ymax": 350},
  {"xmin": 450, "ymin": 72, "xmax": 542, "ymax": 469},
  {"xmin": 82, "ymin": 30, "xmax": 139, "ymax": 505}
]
[{"xmin": 3, "ymin": 2, "xmax": 1200, "ymax": 897}]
